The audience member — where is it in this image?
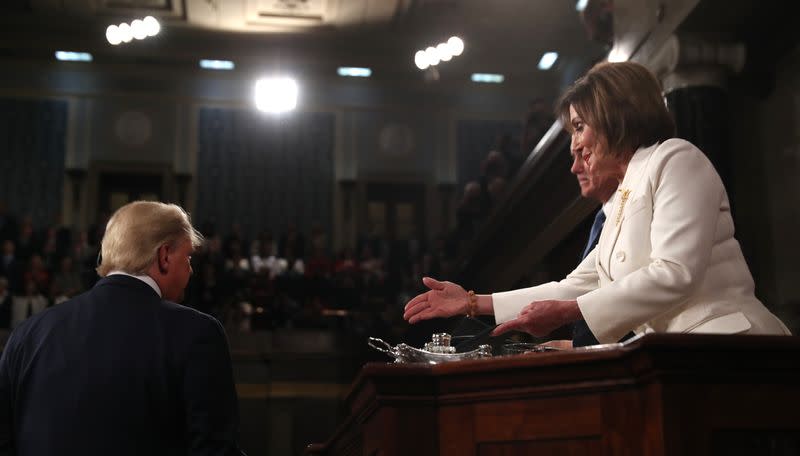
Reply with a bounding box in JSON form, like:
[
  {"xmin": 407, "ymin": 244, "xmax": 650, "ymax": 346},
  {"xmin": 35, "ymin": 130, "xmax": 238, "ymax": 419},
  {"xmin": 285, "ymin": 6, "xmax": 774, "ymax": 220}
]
[
  {"xmin": 51, "ymin": 256, "xmax": 83, "ymax": 304},
  {"xmin": 24, "ymin": 253, "xmax": 51, "ymax": 296},
  {"xmin": 11, "ymin": 277, "xmax": 48, "ymax": 328},
  {"xmin": 15, "ymin": 217, "xmax": 36, "ymax": 261},
  {"xmin": 0, "ymin": 240, "xmax": 21, "ymax": 292}
]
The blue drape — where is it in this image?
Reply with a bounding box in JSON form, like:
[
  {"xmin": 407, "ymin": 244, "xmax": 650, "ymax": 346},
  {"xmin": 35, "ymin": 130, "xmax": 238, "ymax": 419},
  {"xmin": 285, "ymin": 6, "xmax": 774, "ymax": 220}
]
[
  {"xmin": 196, "ymin": 108, "xmax": 335, "ymax": 240},
  {"xmin": 0, "ymin": 98, "xmax": 68, "ymax": 227}
]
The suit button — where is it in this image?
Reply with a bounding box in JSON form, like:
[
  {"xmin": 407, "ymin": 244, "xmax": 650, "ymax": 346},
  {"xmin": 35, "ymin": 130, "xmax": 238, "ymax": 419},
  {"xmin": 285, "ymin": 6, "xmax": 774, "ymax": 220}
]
[{"xmin": 615, "ymin": 251, "xmax": 626, "ymax": 262}]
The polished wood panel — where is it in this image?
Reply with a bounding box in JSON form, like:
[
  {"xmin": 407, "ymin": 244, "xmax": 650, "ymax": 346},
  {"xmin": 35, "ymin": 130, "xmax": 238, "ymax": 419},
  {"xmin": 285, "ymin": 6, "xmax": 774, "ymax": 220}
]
[{"xmin": 477, "ymin": 438, "xmax": 602, "ymax": 456}]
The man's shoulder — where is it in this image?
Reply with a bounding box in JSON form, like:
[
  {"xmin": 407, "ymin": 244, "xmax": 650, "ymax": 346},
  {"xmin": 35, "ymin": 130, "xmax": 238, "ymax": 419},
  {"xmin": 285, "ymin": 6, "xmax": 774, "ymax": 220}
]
[{"xmin": 158, "ymin": 299, "xmax": 223, "ymax": 334}]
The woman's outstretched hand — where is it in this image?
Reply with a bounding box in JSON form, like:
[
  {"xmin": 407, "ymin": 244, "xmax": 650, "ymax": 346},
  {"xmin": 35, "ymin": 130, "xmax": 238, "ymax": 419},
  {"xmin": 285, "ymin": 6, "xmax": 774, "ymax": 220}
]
[
  {"xmin": 403, "ymin": 277, "xmax": 469, "ymax": 324},
  {"xmin": 491, "ymin": 299, "xmax": 581, "ymax": 337}
]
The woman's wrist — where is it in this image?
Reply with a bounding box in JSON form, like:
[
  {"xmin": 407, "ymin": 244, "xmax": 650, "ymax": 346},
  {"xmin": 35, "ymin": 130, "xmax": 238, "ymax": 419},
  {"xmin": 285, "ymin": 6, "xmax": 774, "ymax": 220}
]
[{"xmin": 476, "ymin": 294, "xmax": 494, "ymax": 315}]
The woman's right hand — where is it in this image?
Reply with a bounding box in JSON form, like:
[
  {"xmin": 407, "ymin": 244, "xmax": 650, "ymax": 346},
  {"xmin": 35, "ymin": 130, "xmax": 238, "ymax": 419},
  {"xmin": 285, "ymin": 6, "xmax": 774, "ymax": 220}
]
[{"xmin": 403, "ymin": 277, "xmax": 468, "ymax": 324}]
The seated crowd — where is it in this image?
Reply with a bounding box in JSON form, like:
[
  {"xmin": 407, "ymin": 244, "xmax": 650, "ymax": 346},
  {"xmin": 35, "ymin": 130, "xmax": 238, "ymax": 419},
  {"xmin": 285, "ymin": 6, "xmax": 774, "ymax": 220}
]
[
  {"xmin": 0, "ymin": 208, "xmax": 460, "ymax": 339},
  {"xmin": 183, "ymin": 223, "xmax": 459, "ymax": 337}
]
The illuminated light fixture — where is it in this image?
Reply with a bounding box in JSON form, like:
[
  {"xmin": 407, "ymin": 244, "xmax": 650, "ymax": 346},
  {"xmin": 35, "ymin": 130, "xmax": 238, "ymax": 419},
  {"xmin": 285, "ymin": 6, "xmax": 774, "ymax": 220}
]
[
  {"xmin": 446, "ymin": 36, "xmax": 464, "ymax": 56},
  {"xmin": 436, "ymin": 43, "xmax": 452, "ymax": 62},
  {"xmin": 414, "ymin": 36, "xmax": 464, "ymax": 71},
  {"xmin": 576, "ymin": 0, "xmax": 589, "ymax": 11},
  {"xmin": 424, "ymin": 46, "xmax": 440, "ymax": 66},
  {"xmin": 55, "ymin": 51, "xmax": 93, "ymax": 62},
  {"xmin": 131, "ymin": 19, "xmax": 148, "ymax": 40},
  {"xmin": 106, "ymin": 25, "xmax": 121, "ymax": 45},
  {"xmin": 337, "ymin": 67, "xmax": 372, "ymax": 77},
  {"xmin": 471, "ymin": 73, "xmax": 504, "ymax": 83},
  {"xmin": 142, "ymin": 16, "xmax": 160, "ymax": 37},
  {"xmin": 414, "ymin": 50, "xmax": 430, "ymax": 70},
  {"xmin": 106, "ymin": 16, "xmax": 160, "ymax": 45},
  {"xmin": 255, "ymin": 77, "xmax": 298, "ymax": 113},
  {"xmin": 538, "ymin": 51, "xmax": 558, "ymax": 70},
  {"xmin": 200, "ymin": 59, "xmax": 235, "ymax": 70},
  {"xmin": 118, "ymin": 22, "xmax": 133, "ymax": 43}
]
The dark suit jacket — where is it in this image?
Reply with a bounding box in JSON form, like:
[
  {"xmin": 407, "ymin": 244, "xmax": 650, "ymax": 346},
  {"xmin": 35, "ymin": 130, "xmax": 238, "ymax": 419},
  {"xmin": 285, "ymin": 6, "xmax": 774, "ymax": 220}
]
[{"xmin": 0, "ymin": 275, "xmax": 245, "ymax": 456}]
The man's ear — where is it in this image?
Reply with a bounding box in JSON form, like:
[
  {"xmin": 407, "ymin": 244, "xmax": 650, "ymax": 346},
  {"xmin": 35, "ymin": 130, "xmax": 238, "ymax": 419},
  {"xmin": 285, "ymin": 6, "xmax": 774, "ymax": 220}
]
[{"xmin": 157, "ymin": 244, "xmax": 170, "ymax": 274}]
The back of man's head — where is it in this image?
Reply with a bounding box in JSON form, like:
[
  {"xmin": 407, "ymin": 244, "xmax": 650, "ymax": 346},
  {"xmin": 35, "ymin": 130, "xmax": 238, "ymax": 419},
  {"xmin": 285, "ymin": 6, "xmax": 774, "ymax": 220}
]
[{"xmin": 97, "ymin": 201, "xmax": 203, "ymax": 277}]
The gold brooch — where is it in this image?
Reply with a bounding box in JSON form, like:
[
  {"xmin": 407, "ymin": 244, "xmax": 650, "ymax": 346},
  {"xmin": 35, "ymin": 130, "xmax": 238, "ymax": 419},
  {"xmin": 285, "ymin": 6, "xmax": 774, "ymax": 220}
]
[{"xmin": 615, "ymin": 188, "xmax": 631, "ymax": 226}]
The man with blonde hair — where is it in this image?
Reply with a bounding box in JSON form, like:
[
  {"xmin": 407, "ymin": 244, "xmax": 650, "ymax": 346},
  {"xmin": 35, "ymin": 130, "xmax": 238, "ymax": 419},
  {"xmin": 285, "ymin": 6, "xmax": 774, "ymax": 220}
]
[{"xmin": 0, "ymin": 201, "xmax": 245, "ymax": 455}]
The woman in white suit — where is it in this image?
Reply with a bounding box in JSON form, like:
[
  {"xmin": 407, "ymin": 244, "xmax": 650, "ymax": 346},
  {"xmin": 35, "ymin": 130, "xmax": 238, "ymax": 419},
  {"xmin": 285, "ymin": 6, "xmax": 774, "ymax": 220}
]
[{"xmin": 403, "ymin": 61, "xmax": 790, "ymax": 344}]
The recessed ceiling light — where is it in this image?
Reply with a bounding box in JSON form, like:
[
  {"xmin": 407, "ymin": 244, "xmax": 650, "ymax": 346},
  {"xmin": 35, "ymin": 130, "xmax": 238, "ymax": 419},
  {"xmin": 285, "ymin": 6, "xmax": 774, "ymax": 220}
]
[
  {"xmin": 538, "ymin": 52, "xmax": 558, "ymax": 70},
  {"xmin": 576, "ymin": 0, "xmax": 589, "ymax": 11},
  {"xmin": 55, "ymin": 51, "xmax": 93, "ymax": 62},
  {"xmin": 337, "ymin": 67, "xmax": 372, "ymax": 77},
  {"xmin": 200, "ymin": 59, "xmax": 235, "ymax": 70},
  {"xmin": 471, "ymin": 73, "xmax": 504, "ymax": 83}
]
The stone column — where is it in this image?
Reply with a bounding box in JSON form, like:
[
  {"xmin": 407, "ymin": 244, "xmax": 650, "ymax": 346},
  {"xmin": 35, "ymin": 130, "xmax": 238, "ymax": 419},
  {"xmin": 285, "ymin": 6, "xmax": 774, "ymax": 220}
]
[{"xmin": 648, "ymin": 34, "xmax": 746, "ymax": 198}]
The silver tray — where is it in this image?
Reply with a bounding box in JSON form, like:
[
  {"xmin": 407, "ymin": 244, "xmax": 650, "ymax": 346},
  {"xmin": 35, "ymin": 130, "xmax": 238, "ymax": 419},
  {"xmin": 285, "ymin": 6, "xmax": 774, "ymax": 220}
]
[{"xmin": 368, "ymin": 336, "xmax": 492, "ymax": 364}]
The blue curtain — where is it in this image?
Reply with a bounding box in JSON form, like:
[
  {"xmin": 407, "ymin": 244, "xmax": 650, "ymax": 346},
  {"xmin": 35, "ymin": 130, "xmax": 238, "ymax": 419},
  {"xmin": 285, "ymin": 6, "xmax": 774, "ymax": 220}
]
[
  {"xmin": 196, "ymin": 108, "xmax": 335, "ymax": 240},
  {"xmin": 455, "ymin": 119, "xmax": 521, "ymax": 191},
  {"xmin": 0, "ymin": 98, "xmax": 68, "ymax": 227}
]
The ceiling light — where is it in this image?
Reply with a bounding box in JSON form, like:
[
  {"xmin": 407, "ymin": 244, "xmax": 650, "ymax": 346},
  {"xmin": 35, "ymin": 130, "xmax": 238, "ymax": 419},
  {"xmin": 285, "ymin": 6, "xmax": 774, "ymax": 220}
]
[
  {"xmin": 142, "ymin": 16, "xmax": 160, "ymax": 37},
  {"xmin": 106, "ymin": 25, "xmax": 121, "ymax": 45},
  {"xmin": 436, "ymin": 43, "xmax": 452, "ymax": 62},
  {"xmin": 538, "ymin": 52, "xmax": 558, "ymax": 70},
  {"xmin": 200, "ymin": 59, "xmax": 235, "ymax": 70},
  {"xmin": 55, "ymin": 51, "xmax": 93, "ymax": 62},
  {"xmin": 576, "ymin": 0, "xmax": 589, "ymax": 11},
  {"xmin": 131, "ymin": 19, "xmax": 147, "ymax": 40},
  {"xmin": 255, "ymin": 77, "xmax": 298, "ymax": 113},
  {"xmin": 447, "ymin": 36, "xmax": 464, "ymax": 56},
  {"xmin": 118, "ymin": 23, "xmax": 133, "ymax": 43},
  {"xmin": 414, "ymin": 50, "xmax": 430, "ymax": 70},
  {"xmin": 425, "ymin": 46, "xmax": 440, "ymax": 66},
  {"xmin": 414, "ymin": 36, "xmax": 464, "ymax": 71},
  {"xmin": 337, "ymin": 67, "xmax": 372, "ymax": 77},
  {"xmin": 471, "ymin": 73, "xmax": 504, "ymax": 83}
]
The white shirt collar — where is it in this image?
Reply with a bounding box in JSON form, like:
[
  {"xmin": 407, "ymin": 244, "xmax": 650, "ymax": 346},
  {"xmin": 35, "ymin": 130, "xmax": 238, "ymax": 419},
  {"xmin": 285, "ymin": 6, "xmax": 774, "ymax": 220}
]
[{"xmin": 107, "ymin": 271, "xmax": 162, "ymax": 298}]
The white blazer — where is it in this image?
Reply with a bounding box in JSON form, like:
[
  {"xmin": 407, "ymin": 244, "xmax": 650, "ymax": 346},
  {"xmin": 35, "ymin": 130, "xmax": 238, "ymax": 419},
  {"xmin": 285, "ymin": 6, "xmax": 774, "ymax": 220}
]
[{"xmin": 493, "ymin": 139, "xmax": 790, "ymax": 343}]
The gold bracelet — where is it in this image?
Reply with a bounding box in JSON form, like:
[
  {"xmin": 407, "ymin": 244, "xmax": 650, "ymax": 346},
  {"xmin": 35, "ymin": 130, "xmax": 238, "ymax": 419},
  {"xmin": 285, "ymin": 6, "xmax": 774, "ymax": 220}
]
[{"xmin": 466, "ymin": 290, "xmax": 478, "ymax": 318}]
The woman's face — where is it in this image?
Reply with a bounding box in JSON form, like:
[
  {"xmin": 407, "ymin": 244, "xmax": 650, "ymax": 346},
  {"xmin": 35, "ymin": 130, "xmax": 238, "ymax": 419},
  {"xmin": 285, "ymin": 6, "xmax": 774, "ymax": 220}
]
[{"xmin": 569, "ymin": 105, "xmax": 622, "ymax": 201}]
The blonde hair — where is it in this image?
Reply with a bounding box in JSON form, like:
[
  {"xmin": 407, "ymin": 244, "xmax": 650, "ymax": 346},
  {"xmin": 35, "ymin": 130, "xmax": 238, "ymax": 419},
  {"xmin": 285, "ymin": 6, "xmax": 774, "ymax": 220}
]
[
  {"xmin": 557, "ymin": 61, "xmax": 675, "ymax": 159},
  {"xmin": 97, "ymin": 201, "xmax": 203, "ymax": 277}
]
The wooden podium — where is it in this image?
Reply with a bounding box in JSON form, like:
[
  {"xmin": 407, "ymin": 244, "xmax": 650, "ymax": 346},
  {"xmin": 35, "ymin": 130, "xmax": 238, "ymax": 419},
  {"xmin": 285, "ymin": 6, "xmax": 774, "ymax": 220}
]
[{"xmin": 307, "ymin": 334, "xmax": 800, "ymax": 456}]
